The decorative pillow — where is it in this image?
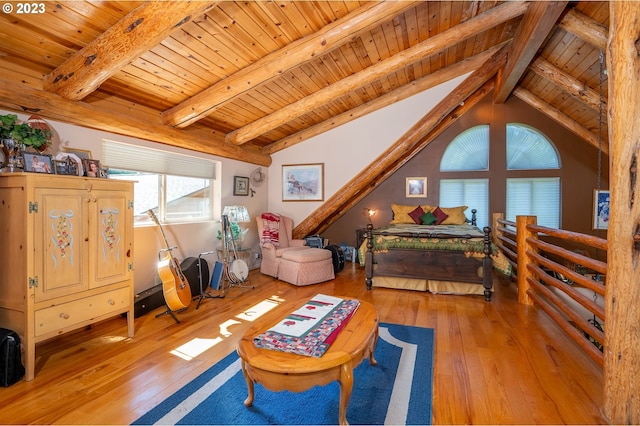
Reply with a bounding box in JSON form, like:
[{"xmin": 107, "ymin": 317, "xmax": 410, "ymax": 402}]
[
  {"xmin": 408, "ymin": 206, "xmax": 425, "ymax": 224},
  {"xmin": 432, "ymin": 207, "xmax": 449, "ymax": 225},
  {"xmin": 440, "ymin": 206, "xmax": 468, "ymax": 225},
  {"xmin": 420, "ymin": 211, "xmax": 438, "ymax": 225},
  {"xmin": 390, "ymin": 204, "xmax": 435, "ymax": 224}
]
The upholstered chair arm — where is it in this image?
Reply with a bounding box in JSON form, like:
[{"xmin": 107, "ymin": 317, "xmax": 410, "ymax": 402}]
[{"xmin": 260, "ymin": 243, "xmax": 278, "ymax": 259}]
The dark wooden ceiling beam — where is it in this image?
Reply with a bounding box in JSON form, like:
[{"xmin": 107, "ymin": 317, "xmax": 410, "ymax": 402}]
[
  {"xmin": 42, "ymin": 1, "xmax": 217, "ymax": 101},
  {"xmin": 264, "ymin": 44, "xmax": 505, "ymax": 154},
  {"xmin": 0, "ymin": 79, "xmax": 271, "ymax": 166},
  {"xmin": 513, "ymin": 87, "xmax": 608, "ymax": 155},
  {"xmin": 227, "ymin": 1, "xmax": 529, "ymax": 146},
  {"xmin": 530, "ymin": 57, "xmax": 607, "ymax": 111},
  {"xmin": 161, "ymin": 1, "xmax": 418, "ymax": 128},
  {"xmin": 494, "ymin": 1, "xmax": 568, "ymax": 103},
  {"xmin": 293, "ymin": 49, "xmax": 507, "ymax": 238},
  {"xmin": 558, "ymin": 8, "xmax": 608, "ymax": 50}
]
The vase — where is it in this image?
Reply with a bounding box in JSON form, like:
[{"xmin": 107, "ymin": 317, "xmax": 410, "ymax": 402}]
[{"xmin": 0, "ymin": 138, "xmax": 23, "ymax": 172}]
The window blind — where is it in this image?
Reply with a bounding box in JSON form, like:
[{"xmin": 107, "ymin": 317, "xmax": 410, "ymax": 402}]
[
  {"xmin": 440, "ymin": 179, "xmax": 489, "ymax": 228},
  {"xmin": 506, "ymin": 178, "xmax": 560, "ymax": 228},
  {"xmin": 102, "ymin": 140, "xmax": 216, "ymax": 179}
]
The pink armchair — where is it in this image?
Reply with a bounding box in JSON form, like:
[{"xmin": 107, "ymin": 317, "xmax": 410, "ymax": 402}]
[{"xmin": 256, "ymin": 214, "xmax": 308, "ymax": 277}]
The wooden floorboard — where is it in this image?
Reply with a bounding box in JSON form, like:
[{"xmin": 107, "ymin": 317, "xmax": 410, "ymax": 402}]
[{"xmin": 0, "ymin": 264, "xmax": 605, "ymax": 424}]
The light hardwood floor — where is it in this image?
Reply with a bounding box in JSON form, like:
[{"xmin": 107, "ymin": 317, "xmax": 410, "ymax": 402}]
[{"xmin": 0, "ymin": 264, "xmax": 605, "ymax": 425}]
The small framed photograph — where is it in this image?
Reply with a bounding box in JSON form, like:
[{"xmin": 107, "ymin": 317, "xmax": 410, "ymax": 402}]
[
  {"xmin": 54, "ymin": 159, "xmax": 77, "ymax": 175},
  {"xmin": 233, "ymin": 176, "xmax": 250, "ymax": 196},
  {"xmin": 63, "ymin": 147, "xmax": 92, "ymax": 160},
  {"xmin": 282, "ymin": 163, "xmax": 324, "ymax": 201},
  {"xmin": 593, "ymin": 189, "xmax": 610, "ymax": 230},
  {"xmin": 24, "ymin": 153, "xmax": 53, "ymax": 174},
  {"xmin": 406, "ymin": 177, "xmax": 427, "ymax": 198},
  {"xmin": 83, "ymin": 159, "xmax": 102, "ymax": 177}
]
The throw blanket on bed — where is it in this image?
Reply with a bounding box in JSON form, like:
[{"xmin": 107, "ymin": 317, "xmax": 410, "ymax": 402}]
[
  {"xmin": 253, "ymin": 294, "xmax": 360, "ymax": 357},
  {"xmin": 261, "ymin": 212, "xmax": 281, "ymax": 247}
]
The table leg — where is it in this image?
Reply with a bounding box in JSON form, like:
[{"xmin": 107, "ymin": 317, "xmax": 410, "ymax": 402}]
[
  {"xmin": 240, "ymin": 360, "xmax": 255, "ymax": 407},
  {"xmin": 338, "ymin": 363, "xmax": 354, "ymax": 425},
  {"xmin": 369, "ymin": 326, "xmax": 379, "ymax": 366}
]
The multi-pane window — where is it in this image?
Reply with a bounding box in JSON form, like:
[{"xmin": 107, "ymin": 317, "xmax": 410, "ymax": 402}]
[
  {"xmin": 439, "ymin": 123, "xmax": 561, "ymax": 228},
  {"xmin": 103, "ymin": 140, "xmax": 217, "ymax": 224}
]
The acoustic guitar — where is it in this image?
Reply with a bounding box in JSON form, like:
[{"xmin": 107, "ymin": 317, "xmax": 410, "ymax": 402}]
[{"xmin": 147, "ymin": 210, "xmax": 192, "ymax": 311}]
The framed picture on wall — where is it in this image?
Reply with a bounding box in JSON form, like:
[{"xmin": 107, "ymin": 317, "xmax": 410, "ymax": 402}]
[
  {"xmin": 406, "ymin": 177, "xmax": 427, "ymax": 198},
  {"xmin": 282, "ymin": 163, "xmax": 324, "ymax": 201},
  {"xmin": 63, "ymin": 147, "xmax": 92, "ymax": 160},
  {"xmin": 593, "ymin": 189, "xmax": 610, "ymax": 230},
  {"xmin": 233, "ymin": 176, "xmax": 250, "ymax": 196}
]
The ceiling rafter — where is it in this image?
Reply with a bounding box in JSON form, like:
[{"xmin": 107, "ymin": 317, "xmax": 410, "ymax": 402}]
[
  {"xmin": 529, "ymin": 57, "xmax": 606, "ymax": 112},
  {"xmin": 42, "ymin": 1, "xmax": 217, "ymax": 101},
  {"xmin": 494, "ymin": 1, "xmax": 568, "ymax": 103},
  {"xmin": 557, "ymin": 7, "xmax": 608, "ymax": 50},
  {"xmin": 294, "ymin": 49, "xmax": 506, "ymax": 238},
  {"xmin": 264, "ymin": 43, "xmax": 505, "ymax": 154},
  {"xmin": 513, "ymin": 87, "xmax": 608, "ymax": 155},
  {"xmin": 161, "ymin": 1, "xmax": 418, "ymax": 128},
  {"xmin": 0, "ymin": 78, "xmax": 271, "ymax": 166},
  {"xmin": 227, "ymin": 1, "xmax": 529, "ymax": 146}
]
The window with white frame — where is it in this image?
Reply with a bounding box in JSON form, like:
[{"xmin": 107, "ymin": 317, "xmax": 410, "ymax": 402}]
[
  {"xmin": 103, "ymin": 140, "xmax": 218, "ymax": 224},
  {"xmin": 439, "ymin": 123, "xmax": 561, "ymax": 229},
  {"xmin": 440, "ymin": 179, "xmax": 489, "ymax": 228},
  {"xmin": 440, "ymin": 125, "xmax": 490, "ymax": 228},
  {"xmin": 505, "ymin": 123, "xmax": 560, "ymax": 227}
]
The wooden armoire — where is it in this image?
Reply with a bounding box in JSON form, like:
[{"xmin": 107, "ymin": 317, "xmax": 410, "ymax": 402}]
[{"xmin": 0, "ymin": 173, "xmax": 134, "ymax": 381}]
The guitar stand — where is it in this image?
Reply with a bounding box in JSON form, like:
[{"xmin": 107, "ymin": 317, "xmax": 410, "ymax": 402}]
[
  {"xmin": 156, "ymin": 306, "xmax": 186, "ymax": 324},
  {"xmin": 194, "ymin": 251, "xmax": 226, "ymax": 309}
]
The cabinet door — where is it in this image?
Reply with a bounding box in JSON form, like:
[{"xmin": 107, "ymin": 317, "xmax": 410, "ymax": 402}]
[
  {"xmin": 34, "ymin": 188, "xmax": 88, "ymax": 302},
  {"xmin": 89, "ymin": 190, "xmax": 132, "ymax": 288}
]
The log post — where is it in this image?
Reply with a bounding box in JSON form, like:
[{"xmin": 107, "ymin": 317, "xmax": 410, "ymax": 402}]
[
  {"xmin": 603, "ymin": 1, "xmax": 640, "ymax": 423},
  {"xmin": 516, "ymin": 215, "xmax": 537, "ymax": 305}
]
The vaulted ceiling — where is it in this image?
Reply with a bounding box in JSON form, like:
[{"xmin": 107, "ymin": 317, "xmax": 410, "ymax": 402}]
[{"xmin": 0, "ymin": 1, "xmax": 610, "ymax": 170}]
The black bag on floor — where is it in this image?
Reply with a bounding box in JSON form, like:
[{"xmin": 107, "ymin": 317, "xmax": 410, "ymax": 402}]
[{"xmin": 0, "ymin": 328, "xmax": 25, "ymax": 386}]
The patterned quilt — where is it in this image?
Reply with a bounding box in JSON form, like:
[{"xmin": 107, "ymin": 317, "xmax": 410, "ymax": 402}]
[{"xmin": 253, "ymin": 294, "xmax": 360, "ymax": 357}]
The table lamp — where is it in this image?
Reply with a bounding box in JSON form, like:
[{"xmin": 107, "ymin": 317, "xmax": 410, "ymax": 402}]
[{"xmin": 222, "ymin": 205, "xmax": 251, "ymax": 247}]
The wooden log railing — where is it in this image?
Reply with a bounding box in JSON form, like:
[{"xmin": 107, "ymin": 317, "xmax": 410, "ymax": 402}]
[
  {"xmin": 492, "ymin": 213, "xmax": 517, "ymax": 280},
  {"xmin": 492, "ymin": 213, "xmax": 607, "ymax": 367}
]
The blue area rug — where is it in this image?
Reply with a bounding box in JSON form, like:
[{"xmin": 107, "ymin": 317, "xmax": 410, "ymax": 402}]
[{"xmin": 133, "ymin": 323, "xmax": 434, "ymax": 425}]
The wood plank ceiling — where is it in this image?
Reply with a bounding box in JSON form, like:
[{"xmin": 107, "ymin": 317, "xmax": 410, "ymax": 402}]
[{"xmin": 0, "ymin": 1, "xmax": 610, "ymax": 170}]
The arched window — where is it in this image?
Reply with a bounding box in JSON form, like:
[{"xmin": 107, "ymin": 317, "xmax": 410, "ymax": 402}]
[
  {"xmin": 440, "ymin": 125, "xmax": 489, "ymax": 171},
  {"xmin": 506, "ymin": 123, "xmax": 560, "ymax": 170},
  {"xmin": 505, "ymin": 123, "xmax": 560, "ymax": 228},
  {"xmin": 438, "ymin": 123, "xmax": 561, "ymax": 229},
  {"xmin": 440, "ymin": 125, "xmax": 490, "ymax": 227}
]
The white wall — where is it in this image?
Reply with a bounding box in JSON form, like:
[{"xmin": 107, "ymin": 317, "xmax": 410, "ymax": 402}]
[{"xmin": 267, "ymin": 75, "xmax": 469, "ymax": 225}]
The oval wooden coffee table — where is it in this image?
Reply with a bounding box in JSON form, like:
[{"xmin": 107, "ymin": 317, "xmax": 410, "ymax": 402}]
[{"xmin": 236, "ymin": 299, "xmax": 379, "ymax": 425}]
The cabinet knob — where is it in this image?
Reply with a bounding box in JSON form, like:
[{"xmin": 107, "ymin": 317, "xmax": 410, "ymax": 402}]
[
  {"xmin": 60, "ymin": 313, "xmax": 70, "ymax": 320},
  {"xmin": 108, "ymin": 299, "xmax": 115, "ymax": 305}
]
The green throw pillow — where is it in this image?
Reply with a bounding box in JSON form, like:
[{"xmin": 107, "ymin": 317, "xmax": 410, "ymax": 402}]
[{"xmin": 420, "ymin": 211, "xmax": 438, "ymax": 225}]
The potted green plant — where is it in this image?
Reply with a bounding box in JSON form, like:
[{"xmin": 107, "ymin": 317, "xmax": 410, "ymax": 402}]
[
  {"xmin": 0, "ymin": 113, "xmax": 18, "ymax": 141},
  {"xmin": 10, "ymin": 122, "xmax": 52, "ymax": 150}
]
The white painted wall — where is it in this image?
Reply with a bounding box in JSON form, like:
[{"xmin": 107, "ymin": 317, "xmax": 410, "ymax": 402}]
[{"xmin": 267, "ymin": 74, "xmax": 469, "ymax": 225}]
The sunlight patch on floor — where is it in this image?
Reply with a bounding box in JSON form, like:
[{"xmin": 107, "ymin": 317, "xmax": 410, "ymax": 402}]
[
  {"xmin": 236, "ymin": 295, "xmax": 284, "ymax": 322},
  {"xmin": 169, "ymin": 296, "xmax": 287, "ymax": 360},
  {"xmin": 170, "ymin": 337, "xmax": 223, "ymax": 361}
]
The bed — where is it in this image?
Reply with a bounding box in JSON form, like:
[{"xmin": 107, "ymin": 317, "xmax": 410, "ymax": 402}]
[{"xmin": 360, "ymin": 204, "xmax": 510, "ymax": 301}]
